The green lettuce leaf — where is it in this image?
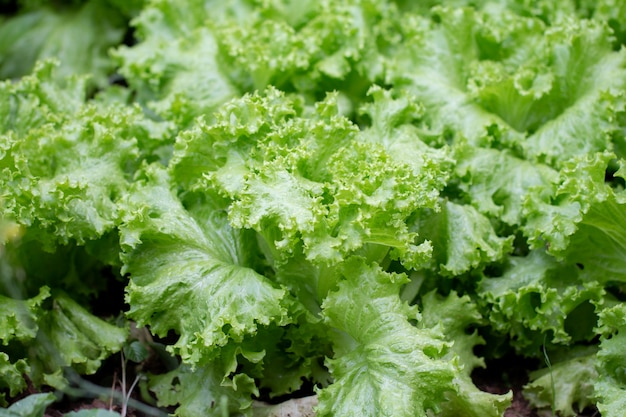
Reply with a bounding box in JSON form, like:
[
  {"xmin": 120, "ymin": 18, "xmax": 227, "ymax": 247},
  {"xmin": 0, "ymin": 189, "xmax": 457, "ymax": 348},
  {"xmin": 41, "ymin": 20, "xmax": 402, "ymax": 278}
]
[
  {"xmin": 4, "ymin": 1, "xmax": 626, "ymax": 414},
  {"xmin": 594, "ymin": 304, "xmax": 626, "ymax": 417},
  {"xmin": 478, "ymin": 249, "xmax": 604, "ymax": 349},
  {"xmin": 27, "ymin": 291, "xmax": 127, "ymax": 386},
  {"xmin": 517, "ymin": 20, "xmax": 626, "ymax": 167},
  {"xmin": 0, "ymin": 393, "xmax": 55, "ymax": 417},
  {"xmin": 0, "ymin": 61, "xmax": 133, "ymax": 246},
  {"xmin": 317, "ymin": 257, "xmax": 456, "ymax": 416},
  {"xmin": 420, "ymin": 291, "xmax": 512, "ymax": 417},
  {"xmin": 391, "ymin": 6, "xmax": 626, "ymax": 166},
  {"xmin": 0, "ymin": 60, "xmax": 170, "ymax": 248},
  {"xmin": 0, "ymin": 287, "xmax": 48, "ymax": 343},
  {"xmin": 553, "ymin": 157, "xmax": 626, "ymax": 284},
  {"xmin": 150, "ymin": 320, "xmax": 330, "ymax": 416},
  {"xmin": 214, "ymin": 0, "xmax": 401, "ymax": 100},
  {"xmin": 120, "ymin": 165, "xmax": 292, "ymax": 365},
  {"xmin": 112, "ymin": 0, "xmax": 240, "ymax": 126},
  {"xmin": 452, "ymin": 143, "xmax": 558, "ymax": 226},
  {"xmin": 358, "ymin": 86, "xmax": 450, "ymax": 160},
  {"xmin": 394, "ymin": 0, "xmax": 581, "ymax": 23},
  {"xmin": 584, "ymin": 0, "xmax": 626, "ymax": 47},
  {"xmin": 0, "ymin": 286, "xmax": 125, "ymax": 396},
  {"xmin": 524, "ymin": 346, "xmax": 597, "ymax": 417},
  {"xmin": 0, "ymin": 0, "xmax": 127, "ymax": 88},
  {"xmin": 114, "ymin": 0, "xmax": 407, "ymax": 125},
  {"xmin": 1, "ymin": 214, "xmax": 126, "ymax": 392},
  {"xmin": 414, "ymin": 200, "xmax": 513, "ymax": 276},
  {"xmin": 522, "ymin": 152, "xmax": 626, "ymax": 280},
  {"xmin": 391, "ymin": 6, "xmax": 532, "ymax": 147},
  {"xmin": 561, "ymin": 194, "xmax": 626, "ymax": 284},
  {"xmin": 150, "ymin": 355, "xmax": 258, "ymax": 417},
  {"xmin": 0, "ymin": 355, "xmax": 30, "ymax": 407},
  {"xmin": 251, "ymin": 320, "xmax": 332, "ymax": 399},
  {"xmin": 172, "ymin": 87, "xmax": 447, "ymax": 268},
  {"xmin": 0, "ymin": 267, "xmax": 42, "ymax": 403}
]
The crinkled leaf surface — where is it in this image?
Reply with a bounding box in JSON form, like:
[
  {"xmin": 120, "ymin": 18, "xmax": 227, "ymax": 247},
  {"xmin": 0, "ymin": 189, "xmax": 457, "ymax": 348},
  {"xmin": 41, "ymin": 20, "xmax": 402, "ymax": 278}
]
[
  {"xmin": 3, "ymin": 0, "xmax": 626, "ymax": 414},
  {"xmin": 453, "ymin": 144, "xmax": 558, "ymax": 226},
  {"xmin": 214, "ymin": 0, "xmax": 402, "ymax": 98},
  {"xmin": 172, "ymin": 87, "xmax": 446, "ymax": 268},
  {"xmin": 562, "ymin": 195, "xmax": 626, "ymax": 283},
  {"xmin": 27, "ymin": 291, "xmax": 127, "ymax": 385},
  {"xmin": 478, "ymin": 249, "xmax": 604, "ymax": 349},
  {"xmin": 420, "ymin": 291, "xmax": 512, "ymax": 417},
  {"xmin": 594, "ymin": 304, "xmax": 626, "ymax": 417},
  {"xmin": 524, "ymin": 346, "xmax": 597, "ymax": 417},
  {"xmin": 0, "ymin": 61, "xmax": 149, "ymax": 247},
  {"xmin": 121, "ymin": 165, "xmax": 292, "ymax": 365},
  {"xmin": 391, "ymin": 6, "xmax": 626, "ymax": 165},
  {"xmin": 0, "ymin": 355, "xmax": 29, "ymax": 407},
  {"xmin": 317, "ymin": 257, "xmax": 456, "ymax": 417},
  {"xmin": 415, "ymin": 200, "xmax": 513, "ymax": 276},
  {"xmin": 113, "ymin": 0, "xmax": 240, "ymax": 126},
  {"xmin": 523, "ymin": 152, "xmax": 625, "ymax": 262}
]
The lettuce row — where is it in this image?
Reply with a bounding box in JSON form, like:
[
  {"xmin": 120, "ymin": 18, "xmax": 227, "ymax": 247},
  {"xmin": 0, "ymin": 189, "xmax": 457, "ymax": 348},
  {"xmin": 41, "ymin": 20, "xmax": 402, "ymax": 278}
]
[
  {"xmin": 0, "ymin": 62, "xmax": 141, "ymax": 404},
  {"xmin": 117, "ymin": 79, "xmax": 513, "ymax": 414},
  {"xmin": 2, "ymin": 0, "xmax": 626, "ymax": 416}
]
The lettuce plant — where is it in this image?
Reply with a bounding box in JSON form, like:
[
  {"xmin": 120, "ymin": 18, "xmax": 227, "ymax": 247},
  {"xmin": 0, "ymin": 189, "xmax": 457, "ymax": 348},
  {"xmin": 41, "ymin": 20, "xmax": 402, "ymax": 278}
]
[{"xmin": 2, "ymin": 1, "xmax": 626, "ymax": 416}]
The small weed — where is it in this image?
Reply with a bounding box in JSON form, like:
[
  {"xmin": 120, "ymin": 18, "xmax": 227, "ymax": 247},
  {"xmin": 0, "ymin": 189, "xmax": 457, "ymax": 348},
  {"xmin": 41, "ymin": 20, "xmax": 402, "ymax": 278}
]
[{"xmin": 542, "ymin": 335, "xmax": 556, "ymax": 416}]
